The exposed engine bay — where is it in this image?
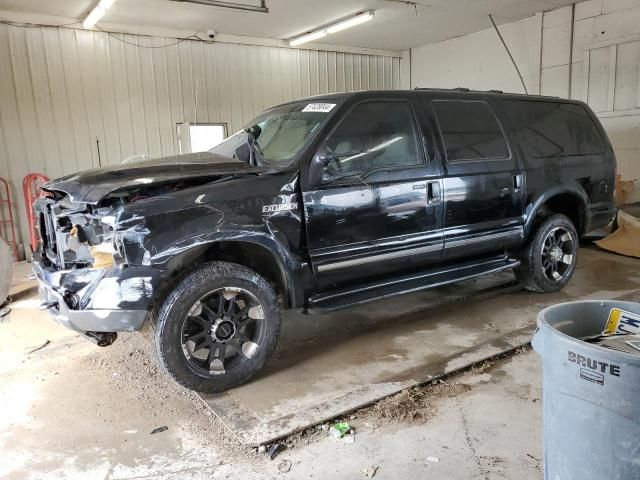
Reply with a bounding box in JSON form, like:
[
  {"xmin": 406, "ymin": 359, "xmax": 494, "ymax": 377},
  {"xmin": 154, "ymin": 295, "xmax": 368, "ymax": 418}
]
[{"xmin": 38, "ymin": 178, "xmax": 218, "ymax": 270}]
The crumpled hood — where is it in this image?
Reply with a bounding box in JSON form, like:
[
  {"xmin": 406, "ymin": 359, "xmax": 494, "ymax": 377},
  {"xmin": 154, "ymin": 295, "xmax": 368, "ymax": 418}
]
[{"xmin": 43, "ymin": 152, "xmax": 267, "ymax": 204}]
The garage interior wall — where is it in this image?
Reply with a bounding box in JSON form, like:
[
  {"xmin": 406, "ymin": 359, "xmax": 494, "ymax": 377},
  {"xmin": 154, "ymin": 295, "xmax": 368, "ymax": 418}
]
[
  {"xmin": 0, "ymin": 24, "xmax": 401, "ymax": 253},
  {"xmin": 411, "ymin": 0, "xmax": 640, "ymax": 204},
  {"xmin": 411, "ymin": 14, "xmax": 544, "ymax": 95}
]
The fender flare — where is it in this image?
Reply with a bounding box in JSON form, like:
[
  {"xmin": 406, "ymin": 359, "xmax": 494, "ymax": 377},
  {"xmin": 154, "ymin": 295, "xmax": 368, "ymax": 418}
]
[{"xmin": 523, "ymin": 184, "xmax": 590, "ymax": 238}]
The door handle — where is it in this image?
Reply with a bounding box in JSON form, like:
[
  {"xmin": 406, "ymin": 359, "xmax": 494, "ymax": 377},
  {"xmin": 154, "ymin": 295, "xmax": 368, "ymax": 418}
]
[
  {"xmin": 513, "ymin": 173, "xmax": 523, "ymax": 192},
  {"xmin": 427, "ymin": 181, "xmax": 442, "ymax": 205}
]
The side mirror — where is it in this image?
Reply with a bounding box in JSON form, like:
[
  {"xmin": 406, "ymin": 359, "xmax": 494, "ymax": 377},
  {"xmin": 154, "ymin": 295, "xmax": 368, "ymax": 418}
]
[
  {"xmin": 235, "ymin": 143, "xmax": 251, "ymax": 163},
  {"xmin": 308, "ymin": 154, "xmax": 336, "ymax": 187}
]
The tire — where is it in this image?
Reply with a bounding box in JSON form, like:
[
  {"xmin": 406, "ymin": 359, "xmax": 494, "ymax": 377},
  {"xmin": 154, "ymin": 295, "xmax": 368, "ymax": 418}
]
[
  {"xmin": 153, "ymin": 261, "xmax": 281, "ymax": 393},
  {"xmin": 515, "ymin": 214, "xmax": 579, "ymax": 293}
]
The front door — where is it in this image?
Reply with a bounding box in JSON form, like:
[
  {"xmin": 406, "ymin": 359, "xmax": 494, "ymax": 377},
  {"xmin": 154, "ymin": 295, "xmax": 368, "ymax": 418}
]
[
  {"xmin": 302, "ymin": 97, "xmax": 444, "ymax": 289},
  {"xmin": 427, "ymin": 98, "xmax": 525, "ymax": 260}
]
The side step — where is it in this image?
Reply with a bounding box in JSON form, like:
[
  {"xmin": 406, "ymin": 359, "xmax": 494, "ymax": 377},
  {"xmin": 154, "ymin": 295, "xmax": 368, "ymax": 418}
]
[{"xmin": 306, "ymin": 255, "xmax": 520, "ymax": 314}]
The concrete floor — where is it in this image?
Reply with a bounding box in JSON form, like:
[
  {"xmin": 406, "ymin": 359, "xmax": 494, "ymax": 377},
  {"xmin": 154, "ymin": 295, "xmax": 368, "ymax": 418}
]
[
  {"xmin": 204, "ymin": 247, "xmax": 640, "ymax": 445},
  {"xmin": 1, "ymin": 247, "xmax": 639, "ymax": 479}
]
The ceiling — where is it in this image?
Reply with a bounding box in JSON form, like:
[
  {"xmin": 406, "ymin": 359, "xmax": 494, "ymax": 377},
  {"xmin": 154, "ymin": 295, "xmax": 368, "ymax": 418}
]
[{"xmin": 0, "ymin": 0, "xmax": 576, "ymax": 51}]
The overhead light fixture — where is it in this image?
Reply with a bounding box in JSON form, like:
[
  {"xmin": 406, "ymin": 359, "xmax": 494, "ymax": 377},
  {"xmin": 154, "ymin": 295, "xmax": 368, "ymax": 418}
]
[
  {"xmin": 170, "ymin": 0, "xmax": 269, "ymax": 14},
  {"xmin": 327, "ymin": 11, "xmax": 375, "ymax": 34},
  {"xmin": 289, "ymin": 11, "xmax": 374, "ymax": 47},
  {"xmin": 83, "ymin": 0, "xmax": 116, "ymax": 29},
  {"xmin": 290, "ymin": 30, "xmax": 328, "ymax": 47}
]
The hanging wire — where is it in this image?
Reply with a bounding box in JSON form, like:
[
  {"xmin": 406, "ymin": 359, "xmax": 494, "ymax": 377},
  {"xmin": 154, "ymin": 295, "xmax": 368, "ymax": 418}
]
[
  {"xmin": 0, "ymin": 18, "xmax": 80, "ymax": 28},
  {"xmin": 489, "ymin": 14, "xmax": 529, "ymax": 95},
  {"xmin": 0, "ymin": 17, "xmax": 211, "ymax": 49},
  {"xmin": 96, "ymin": 26, "xmax": 206, "ymax": 48}
]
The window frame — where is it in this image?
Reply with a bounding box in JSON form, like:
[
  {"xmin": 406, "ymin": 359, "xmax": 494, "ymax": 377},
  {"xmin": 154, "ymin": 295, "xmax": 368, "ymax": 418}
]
[
  {"xmin": 316, "ymin": 98, "xmax": 427, "ymax": 183},
  {"xmin": 177, "ymin": 122, "xmax": 228, "ymax": 154},
  {"xmin": 432, "ymin": 99, "xmax": 512, "ymax": 163}
]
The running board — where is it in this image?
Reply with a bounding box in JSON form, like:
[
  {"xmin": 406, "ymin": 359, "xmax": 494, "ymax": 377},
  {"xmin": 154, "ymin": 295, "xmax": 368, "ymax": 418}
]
[{"xmin": 306, "ymin": 255, "xmax": 520, "ymax": 314}]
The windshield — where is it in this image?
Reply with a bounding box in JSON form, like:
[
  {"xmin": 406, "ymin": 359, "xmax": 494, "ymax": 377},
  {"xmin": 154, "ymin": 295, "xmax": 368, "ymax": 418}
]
[{"xmin": 209, "ymin": 101, "xmax": 337, "ymax": 166}]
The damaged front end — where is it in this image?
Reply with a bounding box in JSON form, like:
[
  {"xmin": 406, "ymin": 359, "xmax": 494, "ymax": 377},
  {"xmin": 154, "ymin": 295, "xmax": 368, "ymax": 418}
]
[
  {"xmin": 31, "ymin": 154, "xmax": 273, "ymax": 346},
  {"xmin": 38, "ymin": 192, "xmax": 124, "ymax": 270},
  {"xmin": 33, "ymin": 187, "xmax": 172, "ymax": 346}
]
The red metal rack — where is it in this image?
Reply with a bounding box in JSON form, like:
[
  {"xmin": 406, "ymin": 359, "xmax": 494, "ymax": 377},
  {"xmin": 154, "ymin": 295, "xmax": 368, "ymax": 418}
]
[{"xmin": 23, "ymin": 173, "xmax": 49, "ymax": 254}]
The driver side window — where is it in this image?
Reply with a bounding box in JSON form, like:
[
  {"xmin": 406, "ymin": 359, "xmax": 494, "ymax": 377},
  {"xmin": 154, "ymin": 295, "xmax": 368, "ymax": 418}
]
[{"xmin": 321, "ymin": 101, "xmax": 422, "ymax": 181}]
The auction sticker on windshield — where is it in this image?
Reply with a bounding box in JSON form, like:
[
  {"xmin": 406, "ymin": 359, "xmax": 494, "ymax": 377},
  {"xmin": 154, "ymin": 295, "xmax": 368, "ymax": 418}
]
[{"xmin": 302, "ymin": 103, "xmax": 336, "ymax": 113}]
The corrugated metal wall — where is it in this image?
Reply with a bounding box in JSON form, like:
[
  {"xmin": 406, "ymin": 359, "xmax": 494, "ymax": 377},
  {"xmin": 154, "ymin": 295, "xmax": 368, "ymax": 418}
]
[{"xmin": 0, "ymin": 24, "xmax": 401, "ymax": 252}]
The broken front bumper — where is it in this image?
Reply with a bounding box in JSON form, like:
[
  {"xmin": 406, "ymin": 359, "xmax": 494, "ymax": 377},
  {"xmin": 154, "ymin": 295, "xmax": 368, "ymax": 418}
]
[
  {"xmin": 32, "ymin": 253, "xmax": 164, "ymax": 335},
  {"xmin": 37, "ymin": 282, "xmax": 148, "ymax": 334}
]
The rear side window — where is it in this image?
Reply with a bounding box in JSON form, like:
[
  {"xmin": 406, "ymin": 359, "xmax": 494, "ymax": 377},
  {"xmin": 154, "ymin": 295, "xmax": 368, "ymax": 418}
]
[
  {"xmin": 501, "ymin": 101, "xmax": 604, "ymax": 158},
  {"xmin": 433, "ymin": 100, "xmax": 510, "ymax": 161}
]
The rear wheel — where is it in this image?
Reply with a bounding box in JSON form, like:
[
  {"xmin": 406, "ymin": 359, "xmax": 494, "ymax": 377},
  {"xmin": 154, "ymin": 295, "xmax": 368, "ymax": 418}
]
[
  {"xmin": 153, "ymin": 262, "xmax": 281, "ymax": 393},
  {"xmin": 515, "ymin": 214, "xmax": 578, "ymax": 293}
]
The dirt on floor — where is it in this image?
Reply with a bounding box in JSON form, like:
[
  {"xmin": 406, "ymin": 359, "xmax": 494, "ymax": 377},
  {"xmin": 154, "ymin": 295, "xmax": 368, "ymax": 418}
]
[
  {"xmin": 79, "ymin": 333, "xmax": 257, "ymax": 464},
  {"xmin": 359, "ymin": 346, "xmax": 530, "ymax": 426},
  {"xmin": 368, "ymin": 387, "xmax": 437, "ymax": 423}
]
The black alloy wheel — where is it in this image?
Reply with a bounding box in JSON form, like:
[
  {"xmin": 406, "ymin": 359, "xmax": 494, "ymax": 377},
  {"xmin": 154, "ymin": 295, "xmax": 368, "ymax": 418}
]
[
  {"xmin": 515, "ymin": 214, "xmax": 579, "ymax": 293},
  {"xmin": 181, "ymin": 287, "xmax": 265, "ymax": 377},
  {"xmin": 540, "ymin": 226, "xmax": 576, "ymax": 283}
]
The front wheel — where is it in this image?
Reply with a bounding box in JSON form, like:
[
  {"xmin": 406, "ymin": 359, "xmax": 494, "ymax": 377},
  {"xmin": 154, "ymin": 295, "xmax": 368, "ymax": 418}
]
[
  {"xmin": 153, "ymin": 262, "xmax": 281, "ymax": 393},
  {"xmin": 515, "ymin": 214, "xmax": 579, "ymax": 293}
]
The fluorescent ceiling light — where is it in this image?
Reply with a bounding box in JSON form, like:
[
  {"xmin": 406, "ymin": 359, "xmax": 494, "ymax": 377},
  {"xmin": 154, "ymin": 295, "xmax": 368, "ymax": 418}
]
[
  {"xmin": 290, "ymin": 30, "xmax": 327, "ymax": 47},
  {"xmin": 289, "ymin": 11, "xmax": 374, "ymax": 47},
  {"xmin": 170, "ymin": 0, "xmax": 269, "ymax": 13},
  {"xmin": 83, "ymin": 0, "xmax": 116, "ymax": 29},
  {"xmin": 327, "ymin": 11, "xmax": 374, "ymax": 34}
]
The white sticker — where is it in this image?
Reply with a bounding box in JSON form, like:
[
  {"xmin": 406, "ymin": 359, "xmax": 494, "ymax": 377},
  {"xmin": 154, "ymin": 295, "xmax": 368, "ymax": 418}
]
[
  {"xmin": 603, "ymin": 308, "xmax": 640, "ymax": 335},
  {"xmin": 302, "ymin": 103, "xmax": 336, "ymax": 113}
]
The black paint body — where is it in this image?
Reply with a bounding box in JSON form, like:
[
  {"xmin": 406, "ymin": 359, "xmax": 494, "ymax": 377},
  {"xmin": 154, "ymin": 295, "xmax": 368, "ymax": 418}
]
[{"xmin": 34, "ymin": 89, "xmax": 617, "ymax": 328}]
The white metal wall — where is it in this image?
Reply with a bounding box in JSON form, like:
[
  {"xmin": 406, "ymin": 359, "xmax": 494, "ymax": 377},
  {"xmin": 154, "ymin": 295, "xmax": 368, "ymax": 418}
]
[
  {"xmin": 409, "ymin": 1, "xmax": 640, "ymax": 205},
  {"xmin": 410, "ymin": 15, "xmax": 543, "ymax": 95},
  {"xmin": 538, "ymin": 1, "xmax": 640, "ymax": 204},
  {"xmin": 0, "ymin": 24, "xmax": 401, "ymax": 251}
]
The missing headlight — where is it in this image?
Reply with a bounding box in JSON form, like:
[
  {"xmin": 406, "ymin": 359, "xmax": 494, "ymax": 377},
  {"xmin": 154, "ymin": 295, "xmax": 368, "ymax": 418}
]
[{"xmin": 89, "ymin": 241, "xmax": 116, "ymax": 270}]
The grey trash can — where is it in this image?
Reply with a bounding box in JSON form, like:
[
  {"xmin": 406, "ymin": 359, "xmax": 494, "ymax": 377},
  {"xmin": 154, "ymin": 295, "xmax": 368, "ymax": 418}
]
[{"xmin": 533, "ymin": 300, "xmax": 640, "ymax": 480}]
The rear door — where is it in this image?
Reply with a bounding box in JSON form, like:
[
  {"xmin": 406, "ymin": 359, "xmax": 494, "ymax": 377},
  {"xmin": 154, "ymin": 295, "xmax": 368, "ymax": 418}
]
[
  {"xmin": 302, "ymin": 94, "xmax": 444, "ymax": 289},
  {"xmin": 426, "ymin": 97, "xmax": 525, "ymax": 260}
]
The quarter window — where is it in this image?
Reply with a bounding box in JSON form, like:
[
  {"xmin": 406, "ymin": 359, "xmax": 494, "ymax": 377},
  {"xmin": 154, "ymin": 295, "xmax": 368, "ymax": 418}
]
[
  {"xmin": 321, "ymin": 101, "xmax": 422, "ymax": 178},
  {"xmin": 433, "ymin": 100, "xmax": 509, "ymax": 161},
  {"xmin": 501, "ymin": 101, "xmax": 604, "ymax": 158}
]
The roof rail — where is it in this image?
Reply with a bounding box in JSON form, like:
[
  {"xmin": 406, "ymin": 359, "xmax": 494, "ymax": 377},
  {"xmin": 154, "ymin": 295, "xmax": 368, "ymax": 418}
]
[{"xmin": 413, "ymin": 87, "xmax": 504, "ymax": 94}]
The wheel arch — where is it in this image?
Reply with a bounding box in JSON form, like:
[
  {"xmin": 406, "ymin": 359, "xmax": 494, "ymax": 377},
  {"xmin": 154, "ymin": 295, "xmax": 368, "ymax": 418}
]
[
  {"xmin": 524, "ymin": 186, "xmax": 590, "ymax": 239},
  {"xmin": 155, "ymin": 236, "xmax": 299, "ymax": 310}
]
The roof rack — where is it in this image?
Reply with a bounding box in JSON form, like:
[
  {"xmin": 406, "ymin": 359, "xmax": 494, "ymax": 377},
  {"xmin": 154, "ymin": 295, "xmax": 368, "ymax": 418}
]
[{"xmin": 413, "ymin": 87, "xmax": 505, "ymax": 94}]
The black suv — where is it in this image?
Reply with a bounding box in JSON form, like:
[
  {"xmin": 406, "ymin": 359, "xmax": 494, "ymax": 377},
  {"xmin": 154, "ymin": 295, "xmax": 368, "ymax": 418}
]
[{"xmin": 33, "ymin": 89, "xmax": 616, "ymax": 392}]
